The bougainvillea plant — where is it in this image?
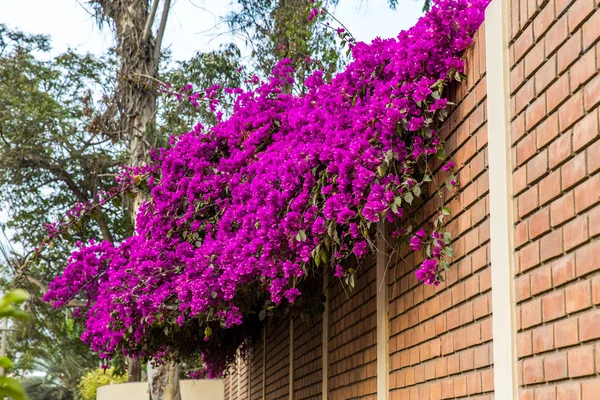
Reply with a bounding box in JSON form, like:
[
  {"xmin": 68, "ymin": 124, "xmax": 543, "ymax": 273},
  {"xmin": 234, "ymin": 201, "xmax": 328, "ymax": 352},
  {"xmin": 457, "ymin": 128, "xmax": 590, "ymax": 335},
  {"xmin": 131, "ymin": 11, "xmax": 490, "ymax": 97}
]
[{"xmin": 42, "ymin": 0, "xmax": 489, "ymax": 377}]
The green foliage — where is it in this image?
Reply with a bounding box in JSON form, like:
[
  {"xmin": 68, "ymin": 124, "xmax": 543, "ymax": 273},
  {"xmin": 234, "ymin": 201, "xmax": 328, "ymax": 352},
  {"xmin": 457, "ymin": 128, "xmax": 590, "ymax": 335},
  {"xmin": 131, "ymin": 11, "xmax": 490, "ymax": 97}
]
[
  {"xmin": 0, "ymin": 289, "xmax": 30, "ymax": 400},
  {"xmin": 77, "ymin": 368, "xmax": 127, "ymax": 400},
  {"xmin": 21, "ymin": 377, "xmax": 72, "ymax": 400}
]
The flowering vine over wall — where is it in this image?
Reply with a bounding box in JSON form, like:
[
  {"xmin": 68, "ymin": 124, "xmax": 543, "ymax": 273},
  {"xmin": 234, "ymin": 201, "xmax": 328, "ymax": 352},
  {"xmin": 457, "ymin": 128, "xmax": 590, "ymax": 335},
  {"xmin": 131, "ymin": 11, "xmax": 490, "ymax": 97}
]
[{"xmin": 44, "ymin": 0, "xmax": 488, "ymax": 376}]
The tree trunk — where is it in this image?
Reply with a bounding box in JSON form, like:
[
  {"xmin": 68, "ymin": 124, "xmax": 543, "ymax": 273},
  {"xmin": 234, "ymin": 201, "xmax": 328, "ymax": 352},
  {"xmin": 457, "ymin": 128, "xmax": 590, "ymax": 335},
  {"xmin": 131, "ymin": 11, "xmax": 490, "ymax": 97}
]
[{"xmin": 148, "ymin": 362, "xmax": 180, "ymax": 400}]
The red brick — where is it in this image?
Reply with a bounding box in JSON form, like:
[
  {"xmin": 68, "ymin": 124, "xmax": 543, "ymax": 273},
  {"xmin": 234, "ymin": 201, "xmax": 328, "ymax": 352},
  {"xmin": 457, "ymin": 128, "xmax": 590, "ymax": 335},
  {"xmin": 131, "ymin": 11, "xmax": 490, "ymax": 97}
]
[
  {"xmin": 522, "ymin": 298, "xmax": 543, "ymax": 329},
  {"xmin": 547, "ymin": 74, "xmax": 570, "ymax": 112},
  {"xmin": 525, "ymin": 42, "xmax": 546, "ymax": 78},
  {"xmin": 550, "ymin": 192, "xmax": 575, "ymax": 226},
  {"xmin": 527, "ymin": 94, "xmax": 548, "ymax": 130},
  {"xmin": 554, "ymin": 317, "xmax": 579, "ymax": 348},
  {"xmin": 576, "ymin": 240, "xmax": 600, "ymax": 276},
  {"xmin": 567, "ymin": 0, "xmax": 595, "ymax": 32},
  {"xmin": 517, "ymin": 274, "xmax": 532, "ymax": 301},
  {"xmin": 582, "ymin": 9, "xmax": 600, "ymax": 50},
  {"xmin": 559, "ymin": 91, "xmax": 584, "ymax": 131},
  {"xmin": 557, "ymin": 30, "xmax": 582, "ymax": 73},
  {"xmin": 520, "ymin": 185, "xmax": 540, "ymax": 217},
  {"xmin": 574, "ymin": 174, "xmax": 600, "ymax": 213},
  {"xmin": 583, "ymin": 74, "xmax": 600, "ymax": 111},
  {"xmin": 516, "ymin": 80, "xmax": 536, "ymax": 115},
  {"xmin": 516, "ymin": 221, "xmax": 530, "ymax": 247},
  {"xmin": 539, "ymin": 170, "xmax": 561, "ymax": 205},
  {"xmin": 481, "ymin": 368, "xmax": 493, "ymax": 392},
  {"xmin": 593, "ymin": 275, "xmax": 600, "ymax": 304},
  {"xmin": 533, "ymin": 324, "xmax": 555, "ymax": 354},
  {"xmin": 536, "ymin": 113, "xmax": 559, "ymax": 148},
  {"xmin": 571, "ymin": 49, "xmax": 597, "ymax": 90},
  {"xmin": 521, "ymin": 242, "xmax": 541, "ymax": 271},
  {"xmin": 549, "ymin": 132, "xmax": 572, "ymax": 168},
  {"xmin": 535, "ymin": 386, "xmax": 556, "ymax": 400},
  {"xmin": 514, "ymin": 166, "xmax": 528, "ymax": 195},
  {"xmin": 518, "ymin": 331, "xmax": 533, "ymax": 357},
  {"xmin": 521, "ymin": 388, "xmax": 535, "ymax": 400},
  {"xmin": 517, "ymin": 130, "xmax": 538, "ymax": 166},
  {"xmin": 579, "ymin": 309, "xmax": 600, "ymax": 341},
  {"xmin": 561, "ymin": 152, "xmax": 586, "ymax": 189},
  {"xmin": 588, "ymin": 141, "xmax": 600, "ymax": 173},
  {"xmin": 523, "ymin": 357, "xmax": 544, "ymax": 384},
  {"xmin": 557, "ymin": 382, "xmax": 581, "ymax": 400},
  {"xmin": 515, "ymin": 26, "xmax": 535, "ymax": 62},
  {"xmin": 531, "ymin": 265, "xmax": 553, "ymax": 295},
  {"xmin": 573, "ymin": 109, "xmax": 599, "ymax": 151},
  {"xmin": 513, "ymin": 113, "xmax": 527, "ymax": 142},
  {"xmin": 551, "ymin": 253, "xmax": 576, "ymax": 287},
  {"xmin": 545, "ymin": 352, "xmax": 568, "ymax": 381},
  {"xmin": 568, "ymin": 345, "xmax": 595, "ymax": 377},
  {"xmin": 542, "ymin": 290, "xmax": 566, "ymax": 321},
  {"xmin": 533, "ymin": 0, "xmax": 556, "ymax": 40},
  {"xmin": 563, "ymin": 215, "xmax": 589, "ymax": 251},
  {"xmin": 512, "ymin": 60, "xmax": 525, "ymax": 94},
  {"xmin": 546, "ymin": 15, "xmax": 569, "ymax": 55},
  {"xmin": 555, "ymin": 0, "xmax": 570, "ymax": 16},
  {"xmin": 582, "ymin": 378, "xmax": 600, "ymax": 400},
  {"xmin": 528, "ymin": 150, "xmax": 549, "ymax": 183},
  {"xmin": 566, "ymin": 280, "xmax": 592, "ymax": 313},
  {"xmin": 454, "ymin": 375, "xmax": 467, "ymax": 397},
  {"xmin": 540, "ymin": 229, "xmax": 564, "ymax": 261}
]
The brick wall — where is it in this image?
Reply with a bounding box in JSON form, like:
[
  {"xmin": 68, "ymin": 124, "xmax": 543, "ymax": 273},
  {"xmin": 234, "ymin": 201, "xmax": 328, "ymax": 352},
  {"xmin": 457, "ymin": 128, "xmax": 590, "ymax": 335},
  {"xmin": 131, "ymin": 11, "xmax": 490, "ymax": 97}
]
[
  {"xmin": 509, "ymin": 0, "xmax": 600, "ymax": 396},
  {"xmin": 220, "ymin": 1, "xmax": 600, "ymax": 396},
  {"xmin": 387, "ymin": 23, "xmax": 494, "ymax": 400}
]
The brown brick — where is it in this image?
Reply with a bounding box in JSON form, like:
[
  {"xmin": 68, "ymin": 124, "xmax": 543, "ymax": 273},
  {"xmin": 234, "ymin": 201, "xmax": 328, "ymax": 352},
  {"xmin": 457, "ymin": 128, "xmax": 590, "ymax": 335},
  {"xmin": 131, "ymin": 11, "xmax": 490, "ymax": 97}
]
[
  {"xmin": 583, "ymin": 73, "xmax": 600, "ymax": 110},
  {"xmin": 593, "ymin": 275, "xmax": 600, "ymax": 304},
  {"xmin": 533, "ymin": 324, "xmax": 555, "ymax": 353},
  {"xmin": 542, "ymin": 290, "xmax": 566, "ymax": 321},
  {"xmin": 523, "ymin": 298, "xmax": 543, "ymax": 329},
  {"xmin": 516, "ymin": 221, "xmax": 530, "ymax": 247},
  {"xmin": 541, "ymin": 229, "xmax": 564, "ymax": 261},
  {"xmin": 517, "ymin": 274, "xmax": 532, "ymax": 301},
  {"xmin": 531, "ymin": 265, "xmax": 553, "ymax": 295},
  {"xmin": 563, "ymin": 215, "xmax": 589, "ymax": 251},
  {"xmin": 512, "ymin": 61, "xmax": 526, "ymax": 94},
  {"xmin": 518, "ymin": 331, "xmax": 533, "ymax": 357},
  {"xmin": 555, "ymin": 317, "xmax": 579, "ymax": 347},
  {"xmin": 535, "ymin": 386, "xmax": 556, "ymax": 400},
  {"xmin": 533, "ymin": 0, "xmax": 556, "ymax": 40},
  {"xmin": 571, "ymin": 49, "xmax": 597, "ymax": 90},
  {"xmin": 566, "ymin": 280, "xmax": 592, "ymax": 313},
  {"xmin": 547, "ymin": 74, "xmax": 570, "ymax": 112},
  {"xmin": 573, "ymin": 109, "xmax": 599, "ymax": 151},
  {"xmin": 549, "ymin": 132, "xmax": 572, "ymax": 168},
  {"xmin": 559, "ymin": 91, "xmax": 584, "ymax": 131},
  {"xmin": 591, "ymin": 205, "xmax": 600, "ymax": 237},
  {"xmin": 525, "ymin": 42, "xmax": 546, "ymax": 78},
  {"xmin": 582, "ymin": 378, "xmax": 600, "ymax": 400},
  {"xmin": 562, "ymin": 152, "xmax": 586, "ymax": 189},
  {"xmin": 574, "ymin": 174, "xmax": 600, "ymax": 213},
  {"xmin": 515, "ymin": 166, "xmax": 528, "ymax": 195},
  {"xmin": 523, "ymin": 357, "xmax": 545, "ymax": 384},
  {"xmin": 576, "ymin": 239, "xmax": 600, "ymax": 276},
  {"xmin": 521, "ymin": 388, "xmax": 535, "ymax": 400},
  {"xmin": 557, "ymin": 30, "xmax": 582, "ymax": 73},
  {"xmin": 545, "ymin": 352, "xmax": 568, "ymax": 381},
  {"xmin": 568, "ymin": 345, "xmax": 595, "ymax": 377},
  {"xmin": 588, "ymin": 141, "xmax": 600, "ymax": 173}
]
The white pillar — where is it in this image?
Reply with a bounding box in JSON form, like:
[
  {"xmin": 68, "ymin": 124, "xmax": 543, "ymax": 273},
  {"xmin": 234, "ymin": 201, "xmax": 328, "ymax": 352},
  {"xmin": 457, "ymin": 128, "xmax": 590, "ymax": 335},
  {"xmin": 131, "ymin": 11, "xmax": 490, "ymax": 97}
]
[
  {"xmin": 485, "ymin": 0, "xmax": 519, "ymax": 397},
  {"xmin": 376, "ymin": 225, "xmax": 389, "ymax": 399},
  {"xmin": 322, "ymin": 272, "xmax": 329, "ymax": 397}
]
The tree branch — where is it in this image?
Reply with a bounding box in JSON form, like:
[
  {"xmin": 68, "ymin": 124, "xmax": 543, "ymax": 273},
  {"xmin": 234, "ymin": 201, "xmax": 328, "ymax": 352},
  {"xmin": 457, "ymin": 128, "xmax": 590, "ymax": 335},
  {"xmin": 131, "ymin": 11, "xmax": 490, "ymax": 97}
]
[
  {"xmin": 153, "ymin": 0, "xmax": 171, "ymax": 64},
  {"xmin": 142, "ymin": 0, "xmax": 160, "ymax": 43}
]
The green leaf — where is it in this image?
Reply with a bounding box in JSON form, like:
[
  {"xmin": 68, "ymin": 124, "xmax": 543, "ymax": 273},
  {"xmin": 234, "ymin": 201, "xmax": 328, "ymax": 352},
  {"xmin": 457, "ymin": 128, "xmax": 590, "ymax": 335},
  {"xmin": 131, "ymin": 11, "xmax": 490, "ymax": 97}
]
[
  {"xmin": 0, "ymin": 356, "xmax": 13, "ymax": 369},
  {"xmin": 404, "ymin": 192, "xmax": 414, "ymax": 205},
  {"xmin": 295, "ymin": 229, "xmax": 307, "ymax": 242},
  {"xmin": 259, "ymin": 309, "xmax": 266, "ymax": 321},
  {"xmin": 445, "ymin": 246, "xmax": 454, "ymax": 258},
  {"xmin": 204, "ymin": 327, "xmax": 212, "ymax": 337},
  {"xmin": 423, "ymin": 175, "xmax": 432, "ymax": 182},
  {"xmin": 442, "ymin": 207, "xmax": 451, "ymax": 216},
  {"xmin": 0, "ymin": 376, "xmax": 27, "ymax": 400},
  {"xmin": 413, "ymin": 186, "xmax": 421, "ymax": 198}
]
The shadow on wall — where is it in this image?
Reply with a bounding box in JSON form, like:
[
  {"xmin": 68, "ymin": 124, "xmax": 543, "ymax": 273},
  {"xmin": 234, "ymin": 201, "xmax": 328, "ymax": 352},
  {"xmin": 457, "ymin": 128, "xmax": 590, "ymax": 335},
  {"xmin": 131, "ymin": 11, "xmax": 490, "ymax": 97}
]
[{"xmin": 97, "ymin": 379, "xmax": 224, "ymax": 400}]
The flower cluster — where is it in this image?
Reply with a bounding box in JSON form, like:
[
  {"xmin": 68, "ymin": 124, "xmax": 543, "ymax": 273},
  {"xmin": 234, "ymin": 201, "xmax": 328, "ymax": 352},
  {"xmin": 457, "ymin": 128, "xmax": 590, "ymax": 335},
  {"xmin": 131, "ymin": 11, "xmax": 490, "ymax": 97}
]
[{"xmin": 44, "ymin": 0, "xmax": 488, "ymax": 376}]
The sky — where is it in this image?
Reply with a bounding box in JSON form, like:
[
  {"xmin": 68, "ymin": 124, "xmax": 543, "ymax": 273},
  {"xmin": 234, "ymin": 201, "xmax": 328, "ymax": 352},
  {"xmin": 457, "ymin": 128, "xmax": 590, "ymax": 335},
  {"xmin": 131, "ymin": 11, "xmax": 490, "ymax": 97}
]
[
  {"xmin": 1, "ymin": 0, "xmax": 424, "ymax": 61},
  {"xmin": 0, "ymin": 0, "xmax": 423, "ymax": 246}
]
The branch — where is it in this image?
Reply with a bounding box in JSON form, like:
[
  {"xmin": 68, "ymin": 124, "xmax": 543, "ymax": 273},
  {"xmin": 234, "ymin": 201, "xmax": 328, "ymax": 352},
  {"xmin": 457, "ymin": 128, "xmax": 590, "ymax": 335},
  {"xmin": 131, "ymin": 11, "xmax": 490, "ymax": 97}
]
[
  {"xmin": 153, "ymin": 0, "xmax": 171, "ymax": 64},
  {"xmin": 26, "ymin": 277, "xmax": 86, "ymax": 308},
  {"xmin": 142, "ymin": 0, "xmax": 160, "ymax": 43}
]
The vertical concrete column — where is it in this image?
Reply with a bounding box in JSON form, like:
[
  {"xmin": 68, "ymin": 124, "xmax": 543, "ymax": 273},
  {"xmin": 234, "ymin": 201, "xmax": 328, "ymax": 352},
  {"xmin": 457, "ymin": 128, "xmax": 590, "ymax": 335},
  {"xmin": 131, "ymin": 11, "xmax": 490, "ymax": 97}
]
[
  {"xmin": 376, "ymin": 225, "xmax": 389, "ymax": 400},
  {"xmin": 485, "ymin": 0, "xmax": 519, "ymax": 397}
]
